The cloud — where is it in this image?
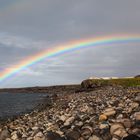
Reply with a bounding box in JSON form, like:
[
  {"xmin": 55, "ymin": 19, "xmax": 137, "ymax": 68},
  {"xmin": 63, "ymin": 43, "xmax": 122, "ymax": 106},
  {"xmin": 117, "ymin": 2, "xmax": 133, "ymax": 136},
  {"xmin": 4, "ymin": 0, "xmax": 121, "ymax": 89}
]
[
  {"xmin": 19, "ymin": 68, "xmax": 43, "ymax": 76},
  {"xmin": 0, "ymin": 32, "xmax": 52, "ymax": 49},
  {"xmin": 0, "ymin": 0, "xmax": 140, "ymax": 87}
]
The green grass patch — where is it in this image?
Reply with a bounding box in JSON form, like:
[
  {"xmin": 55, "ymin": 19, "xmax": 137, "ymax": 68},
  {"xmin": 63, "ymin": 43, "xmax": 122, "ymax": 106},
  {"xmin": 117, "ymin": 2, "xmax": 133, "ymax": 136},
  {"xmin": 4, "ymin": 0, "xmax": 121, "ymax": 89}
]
[{"xmin": 81, "ymin": 78, "xmax": 140, "ymax": 88}]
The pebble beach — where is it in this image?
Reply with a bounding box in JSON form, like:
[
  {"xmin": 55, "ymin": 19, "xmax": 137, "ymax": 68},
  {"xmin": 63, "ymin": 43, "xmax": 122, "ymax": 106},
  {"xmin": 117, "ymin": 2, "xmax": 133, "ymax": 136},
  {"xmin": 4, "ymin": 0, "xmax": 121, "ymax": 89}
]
[{"xmin": 0, "ymin": 86, "xmax": 140, "ymax": 140}]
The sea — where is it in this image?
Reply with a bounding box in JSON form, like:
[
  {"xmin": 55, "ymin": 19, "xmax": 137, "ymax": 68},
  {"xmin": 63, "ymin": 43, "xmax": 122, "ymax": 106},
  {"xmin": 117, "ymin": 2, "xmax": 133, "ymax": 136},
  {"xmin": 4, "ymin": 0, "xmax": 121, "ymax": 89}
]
[{"xmin": 0, "ymin": 92, "xmax": 48, "ymax": 121}]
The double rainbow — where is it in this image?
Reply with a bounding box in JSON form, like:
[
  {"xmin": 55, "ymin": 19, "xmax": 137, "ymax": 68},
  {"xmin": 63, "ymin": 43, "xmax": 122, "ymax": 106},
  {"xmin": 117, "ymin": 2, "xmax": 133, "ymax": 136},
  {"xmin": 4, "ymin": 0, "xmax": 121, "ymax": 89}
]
[{"xmin": 0, "ymin": 35, "xmax": 140, "ymax": 82}]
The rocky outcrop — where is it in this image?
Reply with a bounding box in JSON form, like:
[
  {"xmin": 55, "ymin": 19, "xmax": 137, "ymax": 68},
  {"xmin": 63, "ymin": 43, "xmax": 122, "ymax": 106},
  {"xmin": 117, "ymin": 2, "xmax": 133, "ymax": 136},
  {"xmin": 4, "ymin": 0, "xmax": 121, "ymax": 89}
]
[
  {"xmin": 81, "ymin": 79, "xmax": 107, "ymax": 89},
  {"xmin": 135, "ymin": 75, "xmax": 140, "ymax": 78}
]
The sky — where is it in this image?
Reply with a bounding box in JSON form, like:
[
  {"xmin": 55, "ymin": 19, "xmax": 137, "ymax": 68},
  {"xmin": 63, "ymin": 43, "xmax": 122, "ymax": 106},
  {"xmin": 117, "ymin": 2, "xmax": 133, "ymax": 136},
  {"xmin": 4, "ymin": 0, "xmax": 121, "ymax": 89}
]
[{"xmin": 0, "ymin": 0, "xmax": 140, "ymax": 88}]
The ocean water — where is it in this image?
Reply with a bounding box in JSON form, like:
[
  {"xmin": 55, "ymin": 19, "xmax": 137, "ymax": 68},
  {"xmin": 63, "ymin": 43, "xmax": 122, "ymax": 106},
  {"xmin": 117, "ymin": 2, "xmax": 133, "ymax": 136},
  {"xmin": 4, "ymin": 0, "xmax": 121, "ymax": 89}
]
[{"xmin": 0, "ymin": 92, "xmax": 48, "ymax": 120}]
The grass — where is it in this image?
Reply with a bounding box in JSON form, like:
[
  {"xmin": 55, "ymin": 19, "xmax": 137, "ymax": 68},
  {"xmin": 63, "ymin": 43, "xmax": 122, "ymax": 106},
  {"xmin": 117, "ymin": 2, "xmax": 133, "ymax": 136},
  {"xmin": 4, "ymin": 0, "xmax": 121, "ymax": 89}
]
[
  {"xmin": 81, "ymin": 78, "xmax": 140, "ymax": 88},
  {"xmin": 108, "ymin": 78, "xmax": 140, "ymax": 87}
]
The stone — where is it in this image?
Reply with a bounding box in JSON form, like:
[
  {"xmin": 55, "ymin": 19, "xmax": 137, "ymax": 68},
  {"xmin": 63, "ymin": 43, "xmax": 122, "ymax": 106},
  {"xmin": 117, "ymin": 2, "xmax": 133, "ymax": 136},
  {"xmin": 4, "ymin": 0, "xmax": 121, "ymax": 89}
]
[
  {"xmin": 118, "ymin": 103, "xmax": 124, "ymax": 108},
  {"xmin": 78, "ymin": 137, "xmax": 85, "ymax": 140},
  {"xmin": 99, "ymin": 122, "xmax": 109, "ymax": 129},
  {"xmin": 55, "ymin": 131, "xmax": 64, "ymax": 136},
  {"xmin": 22, "ymin": 133, "xmax": 28, "ymax": 138},
  {"xmin": 81, "ymin": 126, "xmax": 93, "ymax": 139},
  {"xmin": 59, "ymin": 115, "xmax": 67, "ymax": 122},
  {"xmin": 99, "ymin": 115, "xmax": 107, "ymax": 121},
  {"xmin": 11, "ymin": 133, "xmax": 18, "ymax": 140},
  {"xmin": 27, "ymin": 137, "xmax": 34, "ymax": 140},
  {"xmin": 123, "ymin": 134, "xmax": 140, "ymax": 140},
  {"xmin": 46, "ymin": 131, "xmax": 62, "ymax": 140},
  {"xmin": 116, "ymin": 114, "xmax": 123, "ymax": 120},
  {"xmin": 34, "ymin": 137, "xmax": 45, "ymax": 140},
  {"xmin": 56, "ymin": 120, "xmax": 64, "ymax": 127},
  {"xmin": 135, "ymin": 96, "xmax": 140, "ymax": 103},
  {"xmin": 89, "ymin": 135, "xmax": 101, "ymax": 140},
  {"xmin": 130, "ymin": 102, "xmax": 139, "ymax": 110},
  {"xmin": 110, "ymin": 123, "xmax": 128, "ymax": 138},
  {"xmin": 121, "ymin": 119, "xmax": 133, "ymax": 128},
  {"xmin": 34, "ymin": 132, "xmax": 44, "ymax": 138},
  {"xmin": 64, "ymin": 117, "xmax": 75, "ymax": 126},
  {"xmin": 32, "ymin": 126, "xmax": 39, "ymax": 130},
  {"xmin": 103, "ymin": 108, "xmax": 116, "ymax": 117},
  {"xmin": 110, "ymin": 123, "xmax": 125, "ymax": 132},
  {"xmin": 134, "ymin": 112, "xmax": 140, "ymax": 121},
  {"xmin": 75, "ymin": 121, "xmax": 84, "ymax": 127},
  {"xmin": 131, "ymin": 128, "xmax": 140, "ymax": 136},
  {"xmin": 0, "ymin": 129, "xmax": 10, "ymax": 140},
  {"xmin": 66, "ymin": 130, "xmax": 80, "ymax": 140}
]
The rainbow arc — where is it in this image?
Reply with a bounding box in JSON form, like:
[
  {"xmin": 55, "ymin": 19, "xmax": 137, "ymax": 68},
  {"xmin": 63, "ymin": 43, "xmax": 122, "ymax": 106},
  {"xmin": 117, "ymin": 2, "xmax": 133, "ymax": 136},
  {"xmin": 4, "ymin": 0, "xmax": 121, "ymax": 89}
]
[{"xmin": 0, "ymin": 35, "xmax": 140, "ymax": 82}]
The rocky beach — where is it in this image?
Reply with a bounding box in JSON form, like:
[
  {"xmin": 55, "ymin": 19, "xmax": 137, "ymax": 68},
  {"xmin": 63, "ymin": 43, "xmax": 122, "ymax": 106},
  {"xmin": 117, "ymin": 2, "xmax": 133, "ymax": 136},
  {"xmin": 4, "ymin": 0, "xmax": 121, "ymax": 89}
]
[{"xmin": 0, "ymin": 85, "xmax": 140, "ymax": 140}]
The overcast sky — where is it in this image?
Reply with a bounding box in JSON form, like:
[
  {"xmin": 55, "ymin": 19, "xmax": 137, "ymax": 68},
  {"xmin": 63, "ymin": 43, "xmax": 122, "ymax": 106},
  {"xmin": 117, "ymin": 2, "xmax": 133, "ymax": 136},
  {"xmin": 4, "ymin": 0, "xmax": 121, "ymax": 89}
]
[{"xmin": 0, "ymin": 0, "xmax": 140, "ymax": 88}]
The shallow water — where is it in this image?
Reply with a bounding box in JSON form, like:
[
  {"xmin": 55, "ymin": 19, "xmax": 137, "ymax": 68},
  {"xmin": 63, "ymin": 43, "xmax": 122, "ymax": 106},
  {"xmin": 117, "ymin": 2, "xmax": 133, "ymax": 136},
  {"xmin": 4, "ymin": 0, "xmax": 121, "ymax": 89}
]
[{"xmin": 0, "ymin": 92, "xmax": 48, "ymax": 120}]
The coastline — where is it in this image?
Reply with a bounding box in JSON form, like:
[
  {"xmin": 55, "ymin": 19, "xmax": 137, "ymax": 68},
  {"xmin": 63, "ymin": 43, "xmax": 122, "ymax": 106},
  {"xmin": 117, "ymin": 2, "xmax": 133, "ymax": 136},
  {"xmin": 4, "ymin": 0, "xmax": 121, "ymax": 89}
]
[
  {"xmin": 0, "ymin": 85, "xmax": 81, "ymax": 94},
  {"xmin": 0, "ymin": 85, "xmax": 140, "ymax": 139}
]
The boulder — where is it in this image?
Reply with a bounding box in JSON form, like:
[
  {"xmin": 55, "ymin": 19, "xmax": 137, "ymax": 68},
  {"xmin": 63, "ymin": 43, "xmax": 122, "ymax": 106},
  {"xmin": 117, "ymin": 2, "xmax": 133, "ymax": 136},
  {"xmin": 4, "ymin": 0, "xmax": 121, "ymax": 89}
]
[{"xmin": 134, "ymin": 75, "xmax": 140, "ymax": 78}]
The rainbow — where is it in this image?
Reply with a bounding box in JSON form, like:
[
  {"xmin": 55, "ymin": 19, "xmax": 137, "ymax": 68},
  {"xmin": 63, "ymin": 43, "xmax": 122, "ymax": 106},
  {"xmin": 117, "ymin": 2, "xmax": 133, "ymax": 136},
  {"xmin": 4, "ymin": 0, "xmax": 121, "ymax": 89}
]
[{"xmin": 0, "ymin": 35, "xmax": 140, "ymax": 82}]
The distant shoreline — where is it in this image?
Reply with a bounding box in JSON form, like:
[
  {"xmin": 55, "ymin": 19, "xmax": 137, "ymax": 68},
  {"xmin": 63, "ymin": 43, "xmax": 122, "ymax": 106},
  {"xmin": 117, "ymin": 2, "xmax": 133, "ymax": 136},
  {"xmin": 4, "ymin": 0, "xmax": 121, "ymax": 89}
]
[{"xmin": 0, "ymin": 84, "xmax": 81, "ymax": 94}]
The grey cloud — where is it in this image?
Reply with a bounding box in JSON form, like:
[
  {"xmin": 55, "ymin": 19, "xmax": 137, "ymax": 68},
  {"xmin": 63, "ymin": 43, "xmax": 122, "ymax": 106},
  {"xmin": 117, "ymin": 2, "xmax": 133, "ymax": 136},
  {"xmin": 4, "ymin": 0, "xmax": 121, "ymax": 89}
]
[{"xmin": 0, "ymin": 0, "xmax": 140, "ymax": 87}]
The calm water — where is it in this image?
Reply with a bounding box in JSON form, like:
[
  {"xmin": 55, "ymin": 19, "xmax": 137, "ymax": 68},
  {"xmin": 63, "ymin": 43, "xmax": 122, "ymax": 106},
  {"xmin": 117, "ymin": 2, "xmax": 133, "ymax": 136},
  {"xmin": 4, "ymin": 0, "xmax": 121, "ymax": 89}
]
[{"xmin": 0, "ymin": 92, "xmax": 48, "ymax": 120}]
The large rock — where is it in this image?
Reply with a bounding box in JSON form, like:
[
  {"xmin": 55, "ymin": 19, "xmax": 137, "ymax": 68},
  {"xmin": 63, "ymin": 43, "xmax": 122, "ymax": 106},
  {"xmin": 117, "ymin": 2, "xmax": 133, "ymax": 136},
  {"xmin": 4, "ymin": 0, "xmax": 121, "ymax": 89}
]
[
  {"xmin": 134, "ymin": 75, "xmax": 140, "ymax": 78},
  {"xmin": 81, "ymin": 79, "xmax": 104, "ymax": 89},
  {"xmin": 81, "ymin": 79, "xmax": 95, "ymax": 89},
  {"xmin": 110, "ymin": 123, "xmax": 128, "ymax": 139},
  {"xmin": 0, "ymin": 129, "xmax": 10, "ymax": 140}
]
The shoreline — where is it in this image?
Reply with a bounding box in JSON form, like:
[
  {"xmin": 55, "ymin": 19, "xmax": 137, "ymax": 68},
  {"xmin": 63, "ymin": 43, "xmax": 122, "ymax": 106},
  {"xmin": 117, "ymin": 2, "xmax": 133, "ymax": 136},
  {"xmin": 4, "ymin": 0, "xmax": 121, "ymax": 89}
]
[
  {"xmin": 0, "ymin": 86, "xmax": 140, "ymax": 139},
  {"xmin": 0, "ymin": 84, "xmax": 81, "ymax": 94}
]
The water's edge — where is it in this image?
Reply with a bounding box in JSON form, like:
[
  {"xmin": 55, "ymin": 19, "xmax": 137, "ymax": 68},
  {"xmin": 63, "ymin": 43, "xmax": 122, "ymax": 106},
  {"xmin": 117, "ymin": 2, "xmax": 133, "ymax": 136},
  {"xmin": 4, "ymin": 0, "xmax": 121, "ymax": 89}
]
[{"xmin": 0, "ymin": 93, "xmax": 50, "ymax": 123}]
